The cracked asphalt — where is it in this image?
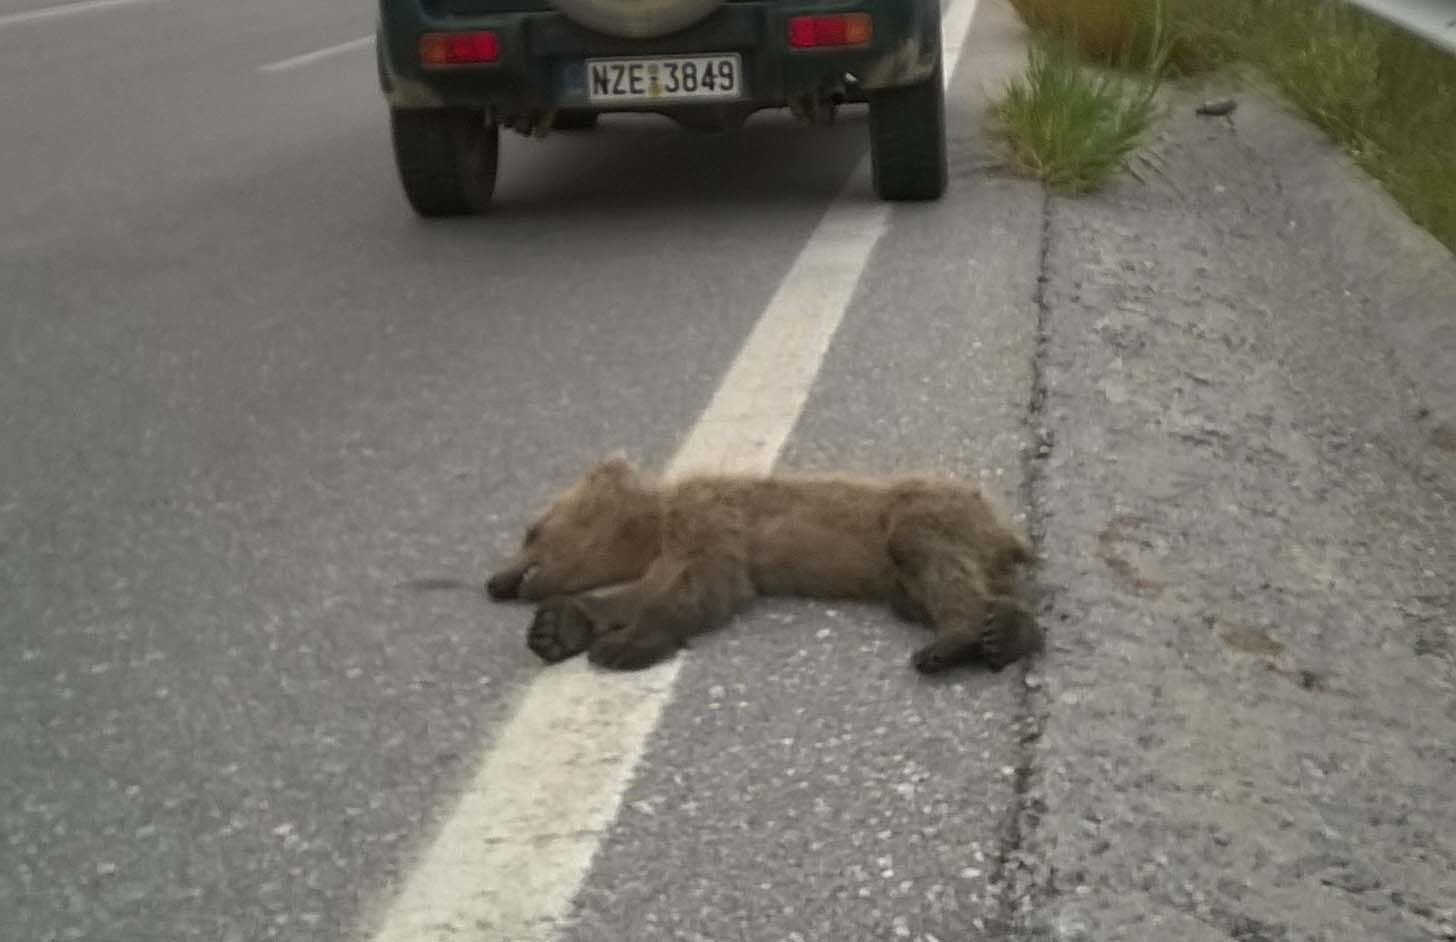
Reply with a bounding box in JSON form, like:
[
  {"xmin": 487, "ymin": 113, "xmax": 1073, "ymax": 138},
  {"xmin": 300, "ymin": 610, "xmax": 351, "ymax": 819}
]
[{"xmin": 3, "ymin": 0, "xmax": 1454, "ymax": 940}]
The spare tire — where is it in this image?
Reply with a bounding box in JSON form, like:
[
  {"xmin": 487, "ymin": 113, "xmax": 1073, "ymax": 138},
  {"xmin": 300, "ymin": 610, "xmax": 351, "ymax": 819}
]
[{"xmin": 550, "ymin": 0, "xmax": 725, "ymax": 39}]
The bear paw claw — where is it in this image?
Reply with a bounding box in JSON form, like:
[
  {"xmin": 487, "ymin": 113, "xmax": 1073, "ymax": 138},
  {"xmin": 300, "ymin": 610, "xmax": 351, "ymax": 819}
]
[{"xmin": 978, "ymin": 599, "xmax": 1042, "ymax": 671}]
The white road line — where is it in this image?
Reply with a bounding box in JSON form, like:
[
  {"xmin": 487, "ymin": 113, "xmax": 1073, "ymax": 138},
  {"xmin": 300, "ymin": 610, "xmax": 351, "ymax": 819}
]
[
  {"xmin": 366, "ymin": 1, "xmax": 980, "ymax": 939},
  {"xmin": 0, "ymin": 0, "xmax": 165, "ymax": 31},
  {"xmin": 259, "ymin": 35, "xmax": 373, "ymax": 74}
]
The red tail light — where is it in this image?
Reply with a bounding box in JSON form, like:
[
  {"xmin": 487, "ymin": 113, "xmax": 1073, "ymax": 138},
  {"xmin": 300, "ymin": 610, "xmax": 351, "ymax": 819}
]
[
  {"xmin": 788, "ymin": 13, "xmax": 873, "ymax": 49},
  {"xmin": 419, "ymin": 31, "xmax": 501, "ymax": 66}
]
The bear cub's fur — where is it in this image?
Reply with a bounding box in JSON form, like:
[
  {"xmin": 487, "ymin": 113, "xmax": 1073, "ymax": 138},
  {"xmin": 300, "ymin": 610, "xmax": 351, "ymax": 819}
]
[{"xmin": 486, "ymin": 455, "xmax": 1041, "ymax": 674}]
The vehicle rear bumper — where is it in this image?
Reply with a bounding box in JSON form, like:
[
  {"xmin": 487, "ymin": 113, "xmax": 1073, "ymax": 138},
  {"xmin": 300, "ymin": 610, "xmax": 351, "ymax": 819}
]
[{"xmin": 377, "ymin": 1, "xmax": 941, "ymax": 113}]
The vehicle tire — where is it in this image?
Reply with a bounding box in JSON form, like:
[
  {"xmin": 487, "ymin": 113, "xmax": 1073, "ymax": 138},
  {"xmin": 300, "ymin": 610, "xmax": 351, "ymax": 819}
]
[
  {"xmin": 867, "ymin": 58, "xmax": 948, "ymax": 202},
  {"xmin": 548, "ymin": 0, "xmax": 723, "ymax": 39},
  {"xmin": 390, "ymin": 107, "xmax": 499, "ymax": 217},
  {"xmin": 552, "ymin": 110, "xmax": 600, "ymax": 131}
]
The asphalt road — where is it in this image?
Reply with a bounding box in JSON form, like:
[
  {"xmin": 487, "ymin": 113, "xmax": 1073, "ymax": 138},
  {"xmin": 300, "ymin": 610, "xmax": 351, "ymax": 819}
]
[
  {"xmin": 1, "ymin": 0, "xmax": 1037, "ymax": 939},
  {"xmin": 4, "ymin": 0, "xmax": 1455, "ymax": 941}
]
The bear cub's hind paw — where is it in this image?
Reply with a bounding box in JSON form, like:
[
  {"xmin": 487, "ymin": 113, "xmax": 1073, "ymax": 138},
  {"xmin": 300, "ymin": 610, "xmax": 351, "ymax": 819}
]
[{"xmin": 977, "ymin": 598, "xmax": 1042, "ymax": 671}]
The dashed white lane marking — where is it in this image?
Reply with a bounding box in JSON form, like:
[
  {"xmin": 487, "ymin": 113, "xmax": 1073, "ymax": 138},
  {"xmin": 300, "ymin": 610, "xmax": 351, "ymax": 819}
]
[
  {"xmin": 259, "ymin": 35, "xmax": 372, "ymax": 73},
  {"xmin": 672, "ymin": 0, "xmax": 978, "ymax": 478},
  {"xmin": 0, "ymin": 0, "xmax": 165, "ymax": 31},
  {"xmin": 367, "ymin": 1, "xmax": 981, "ymax": 938}
]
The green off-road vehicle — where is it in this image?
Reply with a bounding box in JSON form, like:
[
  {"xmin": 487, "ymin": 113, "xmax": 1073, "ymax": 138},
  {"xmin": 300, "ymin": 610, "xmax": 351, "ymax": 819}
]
[{"xmin": 376, "ymin": 0, "xmax": 948, "ymax": 216}]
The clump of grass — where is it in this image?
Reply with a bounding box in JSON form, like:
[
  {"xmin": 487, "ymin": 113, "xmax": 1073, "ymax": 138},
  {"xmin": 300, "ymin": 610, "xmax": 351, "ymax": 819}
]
[
  {"xmin": 992, "ymin": 39, "xmax": 1161, "ymax": 194},
  {"xmin": 1004, "ymin": 0, "xmax": 1456, "ymax": 252},
  {"xmin": 1237, "ymin": 2, "xmax": 1456, "ymax": 248},
  {"xmin": 1244, "ymin": 0, "xmax": 1384, "ymax": 141}
]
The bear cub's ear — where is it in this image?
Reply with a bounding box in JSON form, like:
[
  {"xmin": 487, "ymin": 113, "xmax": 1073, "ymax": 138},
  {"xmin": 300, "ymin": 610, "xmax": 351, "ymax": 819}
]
[{"xmin": 586, "ymin": 451, "xmax": 637, "ymax": 486}]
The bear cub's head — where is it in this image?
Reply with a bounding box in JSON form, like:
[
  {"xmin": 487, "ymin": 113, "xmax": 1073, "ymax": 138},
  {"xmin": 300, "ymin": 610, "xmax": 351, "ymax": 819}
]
[{"xmin": 486, "ymin": 456, "xmax": 662, "ymax": 602}]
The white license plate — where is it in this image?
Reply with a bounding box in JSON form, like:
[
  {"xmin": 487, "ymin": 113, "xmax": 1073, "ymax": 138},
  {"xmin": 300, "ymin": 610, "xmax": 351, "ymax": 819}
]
[{"xmin": 585, "ymin": 53, "xmax": 743, "ymax": 103}]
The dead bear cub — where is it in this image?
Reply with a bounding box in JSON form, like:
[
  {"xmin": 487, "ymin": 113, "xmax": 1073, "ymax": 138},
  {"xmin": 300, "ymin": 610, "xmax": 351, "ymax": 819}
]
[{"xmin": 486, "ymin": 456, "xmax": 1041, "ymax": 674}]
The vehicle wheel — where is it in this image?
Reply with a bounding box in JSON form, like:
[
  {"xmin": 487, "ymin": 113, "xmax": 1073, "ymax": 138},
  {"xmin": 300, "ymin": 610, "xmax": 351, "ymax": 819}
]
[
  {"xmin": 390, "ymin": 107, "xmax": 499, "ymax": 217},
  {"xmin": 867, "ymin": 58, "xmax": 948, "ymax": 202},
  {"xmin": 553, "ymin": 110, "xmax": 600, "ymax": 131}
]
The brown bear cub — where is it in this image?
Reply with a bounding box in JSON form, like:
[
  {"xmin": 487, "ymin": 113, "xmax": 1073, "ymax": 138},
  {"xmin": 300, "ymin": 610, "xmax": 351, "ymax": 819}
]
[{"xmin": 486, "ymin": 456, "xmax": 1041, "ymax": 674}]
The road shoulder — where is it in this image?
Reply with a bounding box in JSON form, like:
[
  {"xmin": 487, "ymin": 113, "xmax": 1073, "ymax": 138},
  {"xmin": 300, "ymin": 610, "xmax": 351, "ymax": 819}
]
[{"xmin": 1011, "ymin": 77, "xmax": 1456, "ymax": 940}]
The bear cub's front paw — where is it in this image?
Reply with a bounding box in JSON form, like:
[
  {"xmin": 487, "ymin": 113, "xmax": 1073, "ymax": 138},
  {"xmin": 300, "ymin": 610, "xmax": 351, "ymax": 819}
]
[{"xmin": 527, "ymin": 597, "xmax": 597, "ymax": 664}]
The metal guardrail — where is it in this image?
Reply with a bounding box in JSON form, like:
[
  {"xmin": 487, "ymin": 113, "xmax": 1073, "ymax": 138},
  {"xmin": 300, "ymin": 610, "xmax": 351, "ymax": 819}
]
[{"xmin": 1344, "ymin": 0, "xmax": 1456, "ymax": 53}]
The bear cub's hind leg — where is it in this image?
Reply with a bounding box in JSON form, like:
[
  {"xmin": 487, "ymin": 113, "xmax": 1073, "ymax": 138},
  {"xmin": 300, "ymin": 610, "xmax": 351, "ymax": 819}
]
[{"xmin": 888, "ymin": 497, "xmax": 1041, "ymax": 674}]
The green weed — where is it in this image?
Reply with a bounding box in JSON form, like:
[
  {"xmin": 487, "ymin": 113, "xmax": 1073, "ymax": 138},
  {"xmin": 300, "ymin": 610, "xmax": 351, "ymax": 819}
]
[
  {"xmin": 992, "ymin": 39, "xmax": 1162, "ymax": 194},
  {"xmin": 1003, "ymin": 0, "xmax": 1456, "ymax": 250}
]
